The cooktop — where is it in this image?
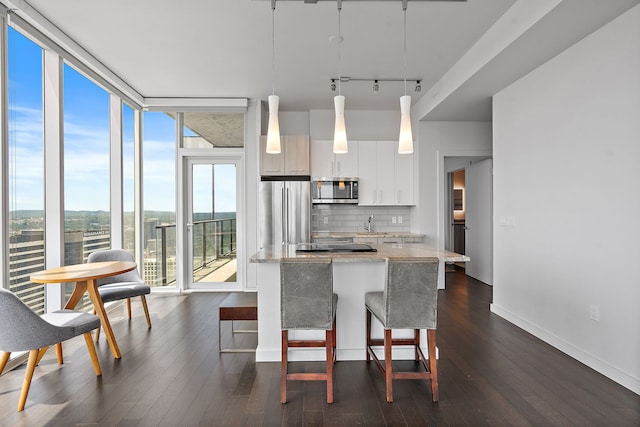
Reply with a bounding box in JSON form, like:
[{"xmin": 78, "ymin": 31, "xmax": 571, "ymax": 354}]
[{"xmin": 296, "ymin": 243, "xmax": 377, "ymax": 253}]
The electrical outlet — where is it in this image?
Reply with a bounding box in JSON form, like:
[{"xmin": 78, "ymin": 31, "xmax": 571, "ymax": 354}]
[
  {"xmin": 392, "ymin": 217, "xmax": 397, "ymax": 224},
  {"xmin": 323, "ymin": 217, "xmax": 329, "ymax": 224},
  {"xmin": 589, "ymin": 305, "xmax": 600, "ymax": 321},
  {"xmin": 398, "ymin": 216, "xmax": 403, "ymax": 224}
]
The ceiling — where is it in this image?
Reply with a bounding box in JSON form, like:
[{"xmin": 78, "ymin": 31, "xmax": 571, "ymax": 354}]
[{"xmin": 10, "ymin": 0, "xmax": 640, "ymax": 122}]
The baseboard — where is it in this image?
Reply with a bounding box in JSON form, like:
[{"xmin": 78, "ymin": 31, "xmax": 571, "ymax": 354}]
[{"xmin": 490, "ymin": 303, "xmax": 640, "ymax": 396}]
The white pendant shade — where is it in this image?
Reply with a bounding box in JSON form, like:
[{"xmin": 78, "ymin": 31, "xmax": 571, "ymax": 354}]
[
  {"xmin": 266, "ymin": 95, "xmax": 281, "ymax": 154},
  {"xmin": 398, "ymin": 95, "xmax": 413, "ymax": 154},
  {"xmin": 333, "ymin": 95, "xmax": 348, "ymax": 154}
]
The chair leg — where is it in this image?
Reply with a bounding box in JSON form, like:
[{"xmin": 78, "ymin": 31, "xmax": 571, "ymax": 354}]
[
  {"xmin": 127, "ymin": 298, "xmax": 132, "ymax": 319},
  {"xmin": 326, "ymin": 329, "xmax": 334, "ymax": 404},
  {"xmin": 0, "ymin": 352, "xmax": 10, "ymax": 375},
  {"xmin": 93, "ymin": 309, "xmax": 101, "ymax": 343},
  {"xmin": 281, "ymin": 330, "xmax": 288, "ymax": 404},
  {"xmin": 427, "ymin": 329, "xmax": 439, "ymax": 402},
  {"xmin": 83, "ymin": 332, "xmax": 102, "ymax": 376},
  {"xmin": 141, "ymin": 295, "xmax": 152, "ymax": 329},
  {"xmin": 384, "ymin": 329, "xmax": 393, "ymax": 403},
  {"xmin": 55, "ymin": 342, "xmax": 63, "ymax": 364},
  {"xmin": 37, "ymin": 347, "xmax": 51, "ymax": 366},
  {"xmin": 17, "ymin": 349, "xmax": 39, "ymax": 412}
]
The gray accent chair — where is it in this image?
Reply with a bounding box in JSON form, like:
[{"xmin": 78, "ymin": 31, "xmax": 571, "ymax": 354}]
[
  {"xmin": 365, "ymin": 257, "xmax": 440, "ymax": 402},
  {"xmin": 280, "ymin": 257, "xmax": 337, "ymax": 404},
  {"xmin": 87, "ymin": 249, "xmax": 151, "ymax": 342},
  {"xmin": 0, "ymin": 288, "xmax": 102, "ymax": 412}
]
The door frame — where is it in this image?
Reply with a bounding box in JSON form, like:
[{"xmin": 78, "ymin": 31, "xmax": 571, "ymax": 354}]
[
  {"xmin": 438, "ymin": 150, "xmax": 491, "ymax": 286},
  {"xmin": 177, "ymin": 150, "xmax": 245, "ymax": 292}
]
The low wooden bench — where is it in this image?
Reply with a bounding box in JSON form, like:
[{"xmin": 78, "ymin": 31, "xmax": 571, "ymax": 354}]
[{"xmin": 218, "ymin": 292, "xmax": 258, "ymax": 353}]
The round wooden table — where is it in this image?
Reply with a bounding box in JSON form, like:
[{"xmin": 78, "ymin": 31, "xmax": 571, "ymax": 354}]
[{"xmin": 31, "ymin": 261, "xmax": 137, "ymax": 359}]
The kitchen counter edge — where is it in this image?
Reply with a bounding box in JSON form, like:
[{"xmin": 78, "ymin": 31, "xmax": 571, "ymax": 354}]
[{"xmin": 249, "ymin": 243, "xmax": 469, "ymax": 264}]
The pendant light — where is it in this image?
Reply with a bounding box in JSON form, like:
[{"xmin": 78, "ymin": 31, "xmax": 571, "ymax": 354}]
[
  {"xmin": 266, "ymin": 0, "xmax": 281, "ymax": 154},
  {"xmin": 333, "ymin": 0, "xmax": 348, "ymax": 154},
  {"xmin": 398, "ymin": 0, "xmax": 413, "ymax": 154}
]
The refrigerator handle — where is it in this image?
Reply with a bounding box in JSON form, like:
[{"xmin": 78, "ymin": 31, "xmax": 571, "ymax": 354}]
[
  {"xmin": 285, "ymin": 187, "xmax": 290, "ymax": 243},
  {"xmin": 281, "ymin": 186, "xmax": 286, "ymax": 244}
]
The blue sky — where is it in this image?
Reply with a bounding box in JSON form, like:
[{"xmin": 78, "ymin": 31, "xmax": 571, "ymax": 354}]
[{"xmin": 8, "ymin": 27, "xmax": 236, "ymax": 216}]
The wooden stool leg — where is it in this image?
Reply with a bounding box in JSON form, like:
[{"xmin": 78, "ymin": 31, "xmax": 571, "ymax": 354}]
[
  {"xmin": 17, "ymin": 349, "xmax": 39, "ymax": 412},
  {"xmin": 281, "ymin": 330, "xmax": 288, "ymax": 404},
  {"xmin": 127, "ymin": 298, "xmax": 132, "ymax": 319},
  {"xmin": 384, "ymin": 329, "xmax": 393, "ymax": 403},
  {"xmin": 427, "ymin": 329, "xmax": 439, "ymax": 402},
  {"xmin": 326, "ymin": 329, "xmax": 334, "ymax": 404},
  {"xmin": 366, "ymin": 309, "xmax": 372, "ymax": 362}
]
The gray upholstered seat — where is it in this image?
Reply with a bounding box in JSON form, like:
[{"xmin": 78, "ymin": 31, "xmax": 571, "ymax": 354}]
[
  {"xmin": 280, "ymin": 257, "xmax": 337, "ymax": 404},
  {"xmin": 365, "ymin": 257, "xmax": 440, "ymax": 403},
  {"xmin": 87, "ymin": 249, "xmax": 152, "ymax": 340},
  {"xmin": 0, "ymin": 288, "xmax": 102, "ymax": 412}
]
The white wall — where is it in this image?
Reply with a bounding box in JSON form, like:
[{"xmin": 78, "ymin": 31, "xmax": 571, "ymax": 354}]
[
  {"xmin": 491, "ymin": 5, "xmax": 640, "ymax": 394},
  {"xmin": 414, "ymin": 121, "xmax": 492, "ymax": 248},
  {"xmin": 309, "ymin": 109, "xmax": 401, "ymax": 141}
]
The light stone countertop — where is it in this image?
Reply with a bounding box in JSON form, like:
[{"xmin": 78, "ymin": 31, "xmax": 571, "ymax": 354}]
[
  {"xmin": 311, "ymin": 231, "xmax": 425, "ymax": 238},
  {"xmin": 249, "ymin": 243, "xmax": 469, "ymax": 263}
]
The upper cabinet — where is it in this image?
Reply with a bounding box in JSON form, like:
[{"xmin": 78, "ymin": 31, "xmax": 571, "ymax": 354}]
[
  {"xmin": 357, "ymin": 140, "xmax": 415, "ymax": 206},
  {"xmin": 310, "ymin": 140, "xmax": 359, "ymax": 178},
  {"xmin": 260, "ymin": 135, "xmax": 310, "ymax": 176}
]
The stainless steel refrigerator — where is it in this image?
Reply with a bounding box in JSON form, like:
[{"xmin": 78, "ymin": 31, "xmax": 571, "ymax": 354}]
[{"xmin": 258, "ymin": 178, "xmax": 311, "ymax": 247}]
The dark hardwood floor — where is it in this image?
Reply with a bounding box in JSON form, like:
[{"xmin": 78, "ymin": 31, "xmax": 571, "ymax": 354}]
[{"xmin": 1, "ymin": 270, "xmax": 639, "ymax": 426}]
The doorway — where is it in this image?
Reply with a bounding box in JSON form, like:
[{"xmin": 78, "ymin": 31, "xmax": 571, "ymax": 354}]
[
  {"xmin": 185, "ymin": 157, "xmax": 242, "ymax": 291},
  {"xmin": 444, "ymin": 157, "xmax": 493, "ymax": 286}
]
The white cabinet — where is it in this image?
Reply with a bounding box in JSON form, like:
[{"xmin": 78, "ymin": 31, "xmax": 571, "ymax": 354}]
[
  {"xmin": 310, "ymin": 140, "xmax": 358, "ymax": 178},
  {"xmin": 394, "ymin": 148, "xmax": 414, "ymax": 205},
  {"xmin": 357, "ymin": 141, "xmax": 414, "ymax": 206},
  {"xmin": 260, "ymin": 135, "xmax": 310, "ymax": 176}
]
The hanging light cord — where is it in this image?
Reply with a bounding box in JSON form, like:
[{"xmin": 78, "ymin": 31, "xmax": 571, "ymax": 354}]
[
  {"xmin": 271, "ymin": 1, "xmax": 276, "ymax": 96},
  {"xmin": 403, "ymin": 4, "xmax": 408, "ymax": 96},
  {"xmin": 337, "ymin": 4, "xmax": 342, "ymax": 96}
]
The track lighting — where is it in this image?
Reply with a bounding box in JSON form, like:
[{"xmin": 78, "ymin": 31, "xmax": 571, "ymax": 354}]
[
  {"xmin": 373, "ymin": 80, "xmax": 379, "ymax": 93},
  {"xmin": 415, "ymin": 80, "xmax": 421, "ymax": 92},
  {"xmin": 330, "ymin": 79, "xmax": 336, "ymax": 92}
]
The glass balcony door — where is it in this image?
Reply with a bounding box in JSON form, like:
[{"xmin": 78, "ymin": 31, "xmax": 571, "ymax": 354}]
[{"xmin": 185, "ymin": 157, "xmax": 240, "ymax": 291}]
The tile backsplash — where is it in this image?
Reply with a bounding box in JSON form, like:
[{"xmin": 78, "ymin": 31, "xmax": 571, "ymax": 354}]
[{"xmin": 311, "ymin": 204, "xmax": 411, "ymax": 233}]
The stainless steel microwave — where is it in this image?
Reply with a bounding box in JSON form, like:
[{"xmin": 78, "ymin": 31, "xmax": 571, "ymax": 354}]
[{"xmin": 311, "ymin": 178, "xmax": 359, "ymax": 204}]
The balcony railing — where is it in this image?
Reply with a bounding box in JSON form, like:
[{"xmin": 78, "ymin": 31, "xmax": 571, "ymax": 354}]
[{"xmin": 150, "ymin": 217, "xmax": 236, "ymax": 286}]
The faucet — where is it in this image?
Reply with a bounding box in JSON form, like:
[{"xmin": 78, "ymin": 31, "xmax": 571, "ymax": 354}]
[{"xmin": 365, "ymin": 214, "xmax": 374, "ymax": 232}]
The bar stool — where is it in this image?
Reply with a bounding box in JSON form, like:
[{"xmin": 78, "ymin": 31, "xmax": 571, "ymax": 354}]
[
  {"xmin": 280, "ymin": 257, "xmax": 337, "ymax": 404},
  {"xmin": 365, "ymin": 257, "xmax": 439, "ymax": 403}
]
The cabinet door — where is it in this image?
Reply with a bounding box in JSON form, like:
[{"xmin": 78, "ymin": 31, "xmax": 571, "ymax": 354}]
[
  {"xmin": 284, "ymin": 136, "xmax": 310, "ymax": 175},
  {"xmin": 357, "ymin": 142, "xmax": 378, "ymax": 205},
  {"xmin": 394, "ymin": 149, "xmax": 414, "ymax": 205},
  {"xmin": 334, "ymin": 140, "xmax": 359, "ymax": 177},
  {"xmin": 310, "ymin": 140, "xmax": 334, "ymax": 178},
  {"xmin": 260, "ymin": 136, "xmax": 284, "ymax": 175},
  {"xmin": 376, "ymin": 141, "xmax": 395, "ymax": 205}
]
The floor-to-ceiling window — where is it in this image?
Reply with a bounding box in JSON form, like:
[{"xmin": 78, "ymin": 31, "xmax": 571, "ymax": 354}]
[
  {"xmin": 6, "ymin": 26, "xmax": 46, "ymax": 313},
  {"xmin": 62, "ymin": 64, "xmax": 111, "ymax": 305},
  {"xmin": 123, "ymin": 103, "xmax": 136, "ymax": 255},
  {"xmin": 143, "ymin": 112, "xmax": 176, "ymax": 287}
]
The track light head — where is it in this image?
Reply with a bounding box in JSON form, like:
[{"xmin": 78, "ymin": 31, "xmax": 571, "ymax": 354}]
[
  {"xmin": 330, "ymin": 79, "xmax": 337, "ymax": 92},
  {"xmin": 415, "ymin": 80, "xmax": 421, "ymax": 92},
  {"xmin": 373, "ymin": 80, "xmax": 379, "ymax": 93}
]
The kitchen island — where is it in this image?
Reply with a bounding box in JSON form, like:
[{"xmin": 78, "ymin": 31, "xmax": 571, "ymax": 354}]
[{"xmin": 249, "ymin": 243, "xmax": 468, "ymax": 362}]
